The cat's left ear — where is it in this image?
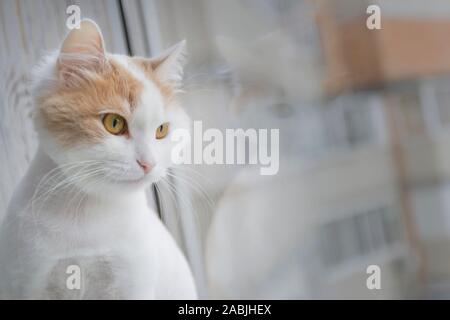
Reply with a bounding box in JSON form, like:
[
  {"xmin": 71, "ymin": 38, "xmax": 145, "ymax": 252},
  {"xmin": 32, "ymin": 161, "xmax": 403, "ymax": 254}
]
[
  {"xmin": 57, "ymin": 19, "xmax": 107, "ymax": 86},
  {"xmin": 135, "ymin": 40, "xmax": 187, "ymax": 86}
]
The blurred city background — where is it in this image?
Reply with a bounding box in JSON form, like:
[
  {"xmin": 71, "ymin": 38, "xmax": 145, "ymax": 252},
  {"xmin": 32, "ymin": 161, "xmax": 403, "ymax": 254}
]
[{"xmin": 2, "ymin": 0, "xmax": 450, "ymax": 299}]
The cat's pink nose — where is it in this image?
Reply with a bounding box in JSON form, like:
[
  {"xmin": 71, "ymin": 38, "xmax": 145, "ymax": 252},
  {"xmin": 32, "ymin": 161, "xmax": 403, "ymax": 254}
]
[{"xmin": 137, "ymin": 160, "xmax": 152, "ymax": 174}]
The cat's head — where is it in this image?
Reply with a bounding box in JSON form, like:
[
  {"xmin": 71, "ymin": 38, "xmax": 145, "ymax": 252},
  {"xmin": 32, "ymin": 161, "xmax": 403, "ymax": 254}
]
[{"xmin": 32, "ymin": 19, "xmax": 190, "ymax": 195}]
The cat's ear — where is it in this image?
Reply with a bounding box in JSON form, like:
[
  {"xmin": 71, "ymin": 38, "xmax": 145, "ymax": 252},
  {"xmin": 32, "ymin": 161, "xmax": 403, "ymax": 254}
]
[
  {"xmin": 135, "ymin": 40, "xmax": 187, "ymax": 86},
  {"xmin": 57, "ymin": 19, "xmax": 107, "ymax": 85}
]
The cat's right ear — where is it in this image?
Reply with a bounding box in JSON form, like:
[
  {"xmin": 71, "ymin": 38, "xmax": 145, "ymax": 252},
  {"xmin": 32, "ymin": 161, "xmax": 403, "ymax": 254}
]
[{"xmin": 57, "ymin": 19, "xmax": 107, "ymax": 86}]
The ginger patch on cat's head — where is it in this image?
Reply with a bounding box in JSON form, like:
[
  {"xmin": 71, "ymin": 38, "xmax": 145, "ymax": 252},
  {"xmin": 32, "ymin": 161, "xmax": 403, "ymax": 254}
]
[
  {"xmin": 36, "ymin": 58, "xmax": 143, "ymax": 147},
  {"xmin": 34, "ymin": 19, "xmax": 186, "ymax": 148}
]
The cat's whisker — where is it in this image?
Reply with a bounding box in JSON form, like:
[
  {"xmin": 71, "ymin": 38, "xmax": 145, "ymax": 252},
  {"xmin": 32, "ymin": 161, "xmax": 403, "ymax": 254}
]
[
  {"xmin": 170, "ymin": 167, "xmax": 216, "ymax": 207},
  {"xmin": 31, "ymin": 162, "xmax": 108, "ymax": 217},
  {"xmin": 158, "ymin": 178, "xmax": 185, "ymax": 226},
  {"xmin": 165, "ymin": 171, "xmax": 215, "ymax": 210},
  {"xmin": 64, "ymin": 168, "xmax": 109, "ymax": 217},
  {"xmin": 32, "ymin": 160, "xmax": 103, "ymax": 196},
  {"xmin": 29, "ymin": 162, "xmax": 97, "ymax": 220},
  {"xmin": 153, "ymin": 182, "xmax": 180, "ymax": 223},
  {"xmin": 154, "ymin": 180, "xmax": 180, "ymax": 224},
  {"xmin": 160, "ymin": 176, "xmax": 202, "ymax": 233},
  {"xmin": 163, "ymin": 169, "xmax": 214, "ymax": 229},
  {"xmin": 170, "ymin": 166, "xmax": 214, "ymax": 186},
  {"xmin": 30, "ymin": 160, "xmax": 101, "ymax": 205},
  {"xmin": 71, "ymin": 170, "xmax": 111, "ymax": 220},
  {"xmin": 163, "ymin": 176, "xmax": 194, "ymax": 221},
  {"xmin": 31, "ymin": 162, "xmax": 102, "ymax": 210}
]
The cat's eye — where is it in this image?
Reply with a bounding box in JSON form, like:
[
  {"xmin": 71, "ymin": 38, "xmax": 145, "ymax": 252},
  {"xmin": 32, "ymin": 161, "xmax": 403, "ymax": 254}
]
[
  {"xmin": 103, "ymin": 113, "xmax": 127, "ymax": 135},
  {"xmin": 156, "ymin": 123, "xmax": 169, "ymax": 139}
]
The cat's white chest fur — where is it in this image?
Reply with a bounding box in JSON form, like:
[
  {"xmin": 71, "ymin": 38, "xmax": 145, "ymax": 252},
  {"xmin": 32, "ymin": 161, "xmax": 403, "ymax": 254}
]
[{"xmin": 0, "ymin": 149, "xmax": 197, "ymax": 299}]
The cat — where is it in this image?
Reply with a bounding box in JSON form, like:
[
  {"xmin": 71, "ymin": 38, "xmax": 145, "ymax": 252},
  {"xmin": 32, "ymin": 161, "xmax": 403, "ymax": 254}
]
[{"xmin": 0, "ymin": 19, "xmax": 197, "ymax": 299}]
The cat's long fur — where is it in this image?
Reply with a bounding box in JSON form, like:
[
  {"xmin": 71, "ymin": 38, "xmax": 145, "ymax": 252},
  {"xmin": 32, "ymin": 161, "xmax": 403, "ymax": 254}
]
[{"xmin": 0, "ymin": 20, "xmax": 197, "ymax": 299}]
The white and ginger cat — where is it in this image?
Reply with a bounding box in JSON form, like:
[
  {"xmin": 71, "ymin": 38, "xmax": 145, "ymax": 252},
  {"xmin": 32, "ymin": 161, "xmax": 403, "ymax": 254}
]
[{"xmin": 0, "ymin": 20, "xmax": 197, "ymax": 299}]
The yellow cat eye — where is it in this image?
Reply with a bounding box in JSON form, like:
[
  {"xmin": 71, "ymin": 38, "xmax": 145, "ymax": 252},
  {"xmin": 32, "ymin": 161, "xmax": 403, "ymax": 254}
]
[
  {"xmin": 103, "ymin": 113, "xmax": 127, "ymax": 135},
  {"xmin": 156, "ymin": 122, "xmax": 170, "ymax": 139}
]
